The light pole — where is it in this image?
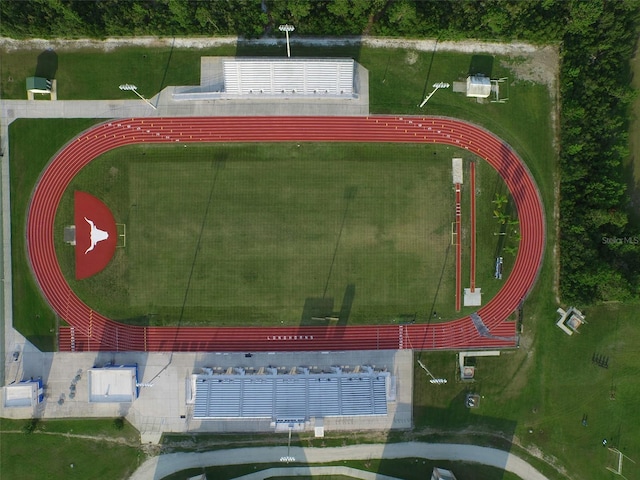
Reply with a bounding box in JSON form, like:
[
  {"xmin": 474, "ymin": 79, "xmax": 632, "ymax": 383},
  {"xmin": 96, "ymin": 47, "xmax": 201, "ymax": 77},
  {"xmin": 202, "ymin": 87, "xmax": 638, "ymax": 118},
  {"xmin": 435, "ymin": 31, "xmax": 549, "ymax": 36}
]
[
  {"xmin": 119, "ymin": 84, "xmax": 157, "ymax": 110},
  {"xmin": 419, "ymin": 82, "xmax": 450, "ymax": 108},
  {"xmin": 417, "ymin": 359, "xmax": 447, "ymax": 384},
  {"xmin": 279, "ymin": 424, "xmax": 296, "ymax": 463},
  {"xmin": 279, "ymin": 24, "xmax": 295, "ymax": 58}
]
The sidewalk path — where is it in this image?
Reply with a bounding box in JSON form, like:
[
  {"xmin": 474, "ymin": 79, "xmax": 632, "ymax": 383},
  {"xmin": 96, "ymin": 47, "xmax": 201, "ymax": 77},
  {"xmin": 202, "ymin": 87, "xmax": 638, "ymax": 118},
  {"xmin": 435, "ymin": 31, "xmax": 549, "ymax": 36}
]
[{"xmin": 129, "ymin": 442, "xmax": 551, "ymax": 480}]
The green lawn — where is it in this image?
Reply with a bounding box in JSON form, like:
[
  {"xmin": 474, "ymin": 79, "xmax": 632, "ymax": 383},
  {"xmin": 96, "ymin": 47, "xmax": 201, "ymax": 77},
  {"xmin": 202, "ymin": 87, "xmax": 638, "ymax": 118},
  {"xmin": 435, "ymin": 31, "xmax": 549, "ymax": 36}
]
[
  {"xmin": 165, "ymin": 458, "xmax": 522, "ymax": 480},
  {"xmin": 0, "ymin": 418, "xmax": 142, "ymax": 480},
  {"xmin": 9, "ymin": 118, "xmax": 103, "ymax": 350},
  {"xmin": 414, "ymin": 303, "xmax": 640, "ymax": 480},
  {"xmin": 3, "ymin": 41, "xmax": 586, "ymax": 480},
  {"xmin": 7, "ymin": 43, "xmax": 555, "ymax": 337},
  {"xmin": 52, "ymin": 142, "xmax": 510, "ymax": 327}
]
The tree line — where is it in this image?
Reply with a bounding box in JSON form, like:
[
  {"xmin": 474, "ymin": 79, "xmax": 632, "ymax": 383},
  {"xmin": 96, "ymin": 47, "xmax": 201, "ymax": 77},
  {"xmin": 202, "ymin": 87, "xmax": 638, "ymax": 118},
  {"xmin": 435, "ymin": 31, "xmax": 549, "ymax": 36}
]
[
  {"xmin": 0, "ymin": 0, "xmax": 568, "ymax": 41},
  {"xmin": 2, "ymin": 0, "xmax": 639, "ymax": 304},
  {"xmin": 559, "ymin": 0, "xmax": 640, "ymax": 303}
]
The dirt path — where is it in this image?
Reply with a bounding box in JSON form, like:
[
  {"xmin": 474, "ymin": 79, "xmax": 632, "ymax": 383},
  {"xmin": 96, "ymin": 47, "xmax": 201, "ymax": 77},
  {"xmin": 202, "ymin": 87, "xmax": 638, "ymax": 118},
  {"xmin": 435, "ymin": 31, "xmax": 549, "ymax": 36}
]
[{"xmin": 0, "ymin": 428, "xmax": 142, "ymax": 447}]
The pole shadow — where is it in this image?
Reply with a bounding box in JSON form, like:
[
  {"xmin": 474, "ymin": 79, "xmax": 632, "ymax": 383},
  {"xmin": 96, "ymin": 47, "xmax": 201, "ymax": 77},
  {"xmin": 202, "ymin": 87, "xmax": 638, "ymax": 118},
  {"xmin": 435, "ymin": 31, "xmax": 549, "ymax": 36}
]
[
  {"xmin": 322, "ymin": 186, "xmax": 358, "ymax": 298},
  {"xmin": 336, "ymin": 283, "xmax": 355, "ymax": 327},
  {"xmin": 420, "ymin": 38, "xmax": 440, "ymax": 101},
  {"xmin": 156, "ymin": 37, "xmax": 176, "ymax": 95}
]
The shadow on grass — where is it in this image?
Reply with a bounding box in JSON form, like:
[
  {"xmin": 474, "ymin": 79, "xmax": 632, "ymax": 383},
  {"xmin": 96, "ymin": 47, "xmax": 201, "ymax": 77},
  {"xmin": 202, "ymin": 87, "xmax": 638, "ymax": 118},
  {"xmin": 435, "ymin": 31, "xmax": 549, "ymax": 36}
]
[
  {"xmin": 468, "ymin": 54, "xmax": 494, "ymax": 77},
  {"xmin": 300, "ymin": 297, "xmax": 334, "ymax": 327},
  {"xmin": 337, "ymin": 283, "xmax": 355, "ymax": 327},
  {"xmin": 420, "ymin": 38, "xmax": 440, "ymax": 103},
  {"xmin": 234, "ymin": 38, "xmax": 365, "ymax": 63},
  {"xmin": 300, "ymin": 283, "xmax": 355, "ymax": 327},
  {"xmin": 156, "ymin": 37, "xmax": 175, "ymax": 96},
  {"xmin": 430, "ymin": 242, "xmax": 452, "ymax": 317},
  {"xmin": 35, "ymin": 49, "xmax": 58, "ymax": 79}
]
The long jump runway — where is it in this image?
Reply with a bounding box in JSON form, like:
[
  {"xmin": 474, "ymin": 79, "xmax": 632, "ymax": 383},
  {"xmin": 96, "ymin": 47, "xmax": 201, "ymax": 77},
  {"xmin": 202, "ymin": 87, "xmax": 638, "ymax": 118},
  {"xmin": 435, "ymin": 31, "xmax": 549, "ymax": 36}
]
[{"xmin": 26, "ymin": 116, "xmax": 545, "ymax": 352}]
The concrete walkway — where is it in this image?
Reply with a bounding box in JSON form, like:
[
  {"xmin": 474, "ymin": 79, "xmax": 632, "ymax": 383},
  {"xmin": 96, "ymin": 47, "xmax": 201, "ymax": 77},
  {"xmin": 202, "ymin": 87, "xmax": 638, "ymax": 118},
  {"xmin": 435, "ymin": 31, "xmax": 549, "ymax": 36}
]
[{"xmin": 129, "ymin": 442, "xmax": 551, "ymax": 480}]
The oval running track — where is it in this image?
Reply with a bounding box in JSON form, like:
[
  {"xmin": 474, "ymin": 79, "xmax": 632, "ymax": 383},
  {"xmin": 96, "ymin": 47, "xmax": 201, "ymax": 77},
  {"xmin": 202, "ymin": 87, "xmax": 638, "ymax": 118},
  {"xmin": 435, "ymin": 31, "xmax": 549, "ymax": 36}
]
[{"xmin": 26, "ymin": 116, "xmax": 545, "ymax": 352}]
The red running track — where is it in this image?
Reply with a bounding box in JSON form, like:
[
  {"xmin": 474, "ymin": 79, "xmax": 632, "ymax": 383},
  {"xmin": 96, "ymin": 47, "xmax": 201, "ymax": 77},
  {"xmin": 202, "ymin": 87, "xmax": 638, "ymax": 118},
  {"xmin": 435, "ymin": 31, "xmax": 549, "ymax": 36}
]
[
  {"xmin": 470, "ymin": 161, "xmax": 477, "ymax": 293},
  {"xmin": 454, "ymin": 183, "xmax": 462, "ymax": 312},
  {"xmin": 26, "ymin": 116, "xmax": 545, "ymax": 352}
]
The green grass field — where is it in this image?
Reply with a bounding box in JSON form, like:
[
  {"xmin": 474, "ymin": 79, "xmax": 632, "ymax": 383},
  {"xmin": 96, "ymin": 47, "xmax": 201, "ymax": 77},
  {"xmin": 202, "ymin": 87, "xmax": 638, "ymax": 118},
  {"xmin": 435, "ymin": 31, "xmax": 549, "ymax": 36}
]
[
  {"xmin": 0, "ymin": 418, "xmax": 142, "ymax": 480},
  {"xmin": 414, "ymin": 302, "xmax": 640, "ymax": 479},
  {"xmin": 12, "ymin": 41, "xmax": 635, "ymax": 480},
  {"xmin": 53, "ymin": 142, "xmax": 509, "ymax": 327},
  {"xmin": 7, "ymin": 43, "xmax": 553, "ymax": 338},
  {"xmin": 165, "ymin": 458, "xmax": 522, "ymax": 480},
  {"xmin": 9, "ymin": 118, "xmax": 103, "ymax": 350}
]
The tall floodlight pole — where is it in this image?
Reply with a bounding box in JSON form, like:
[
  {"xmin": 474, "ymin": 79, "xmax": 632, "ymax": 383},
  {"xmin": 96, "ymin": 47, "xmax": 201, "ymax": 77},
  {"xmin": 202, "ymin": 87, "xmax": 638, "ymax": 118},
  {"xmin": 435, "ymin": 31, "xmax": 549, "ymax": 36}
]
[
  {"xmin": 119, "ymin": 84, "xmax": 157, "ymax": 110},
  {"xmin": 279, "ymin": 424, "xmax": 296, "ymax": 463},
  {"xmin": 417, "ymin": 359, "xmax": 447, "ymax": 384},
  {"xmin": 279, "ymin": 24, "xmax": 295, "ymax": 58},
  {"xmin": 419, "ymin": 82, "xmax": 450, "ymax": 108}
]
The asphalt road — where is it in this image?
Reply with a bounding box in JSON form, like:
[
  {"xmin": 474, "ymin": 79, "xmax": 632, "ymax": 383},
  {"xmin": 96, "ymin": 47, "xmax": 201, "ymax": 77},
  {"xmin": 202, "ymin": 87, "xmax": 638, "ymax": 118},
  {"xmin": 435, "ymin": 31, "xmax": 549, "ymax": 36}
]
[{"xmin": 129, "ymin": 442, "xmax": 552, "ymax": 480}]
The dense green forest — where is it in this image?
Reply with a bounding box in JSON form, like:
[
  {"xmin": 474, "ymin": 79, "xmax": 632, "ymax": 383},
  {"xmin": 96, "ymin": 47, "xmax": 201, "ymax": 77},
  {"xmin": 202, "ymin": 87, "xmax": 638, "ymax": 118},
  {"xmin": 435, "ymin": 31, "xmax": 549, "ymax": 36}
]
[
  {"xmin": 1, "ymin": 0, "xmax": 568, "ymax": 40},
  {"xmin": 1, "ymin": 0, "xmax": 639, "ymax": 304}
]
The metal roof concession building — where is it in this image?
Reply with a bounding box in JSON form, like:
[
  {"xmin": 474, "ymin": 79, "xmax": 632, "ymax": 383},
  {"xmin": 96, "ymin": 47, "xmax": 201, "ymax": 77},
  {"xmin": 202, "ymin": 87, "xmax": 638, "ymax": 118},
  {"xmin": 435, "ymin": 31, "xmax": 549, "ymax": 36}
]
[
  {"xmin": 88, "ymin": 364, "xmax": 138, "ymax": 403},
  {"xmin": 3, "ymin": 379, "xmax": 44, "ymax": 408},
  {"xmin": 466, "ymin": 75, "xmax": 492, "ymax": 98},
  {"xmin": 188, "ymin": 365, "xmax": 392, "ymax": 422}
]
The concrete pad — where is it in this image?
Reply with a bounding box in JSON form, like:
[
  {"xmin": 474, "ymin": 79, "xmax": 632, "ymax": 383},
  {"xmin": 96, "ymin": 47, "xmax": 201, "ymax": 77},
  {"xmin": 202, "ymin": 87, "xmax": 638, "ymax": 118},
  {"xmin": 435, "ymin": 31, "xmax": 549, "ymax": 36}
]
[
  {"xmin": 1, "ymin": 349, "xmax": 413, "ymax": 443},
  {"xmin": 452, "ymin": 158, "xmax": 463, "ymax": 184},
  {"xmin": 464, "ymin": 288, "xmax": 482, "ymax": 306},
  {"xmin": 452, "ymin": 81, "xmax": 467, "ymax": 93}
]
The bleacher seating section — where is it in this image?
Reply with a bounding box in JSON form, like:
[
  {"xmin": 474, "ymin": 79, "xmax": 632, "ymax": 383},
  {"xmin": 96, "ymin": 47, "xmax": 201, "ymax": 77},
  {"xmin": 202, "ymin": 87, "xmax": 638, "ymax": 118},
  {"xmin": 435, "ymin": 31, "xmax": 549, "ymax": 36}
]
[
  {"xmin": 192, "ymin": 366, "xmax": 389, "ymax": 420},
  {"xmin": 223, "ymin": 58, "xmax": 355, "ymax": 97}
]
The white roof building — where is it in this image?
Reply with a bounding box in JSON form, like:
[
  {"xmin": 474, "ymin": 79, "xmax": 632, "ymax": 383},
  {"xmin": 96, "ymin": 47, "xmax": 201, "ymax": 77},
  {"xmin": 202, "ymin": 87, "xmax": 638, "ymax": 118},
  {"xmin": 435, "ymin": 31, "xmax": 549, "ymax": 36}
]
[
  {"xmin": 466, "ymin": 75, "xmax": 491, "ymax": 98},
  {"xmin": 88, "ymin": 365, "xmax": 138, "ymax": 403},
  {"xmin": 4, "ymin": 379, "xmax": 44, "ymax": 408}
]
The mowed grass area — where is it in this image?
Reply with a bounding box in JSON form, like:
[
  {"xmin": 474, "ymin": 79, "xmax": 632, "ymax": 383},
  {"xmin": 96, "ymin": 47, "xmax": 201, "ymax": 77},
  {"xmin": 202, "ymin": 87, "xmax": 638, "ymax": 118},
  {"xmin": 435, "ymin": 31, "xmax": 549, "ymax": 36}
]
[
  {"xmin": 54, "ymin": 142, "xmax": 504, "ymax": 327},
  {"xmin": 166, "ymin": 459, "xmax": 521, "ymax": 480},
  {"xmin": 5, "ymin": 41, "xmax": 575, "ymax": 480},
  {"xmin": 413, "ymin": 303, "xmax": 640, "ymax": 480},
  {"xmin": 6, "ymin": 43, "xmax": 556, "ymax": 339},
  {"xmin": 0, "ymin": 42, "xmax": 556, "ymax": 204},
  {"xmin": 0, "ymin": 417, "xmax": 142, "ymax": 480},
  {"xmin": 9, "ymin": 118, "xmax": 103, "ymax": 350}
]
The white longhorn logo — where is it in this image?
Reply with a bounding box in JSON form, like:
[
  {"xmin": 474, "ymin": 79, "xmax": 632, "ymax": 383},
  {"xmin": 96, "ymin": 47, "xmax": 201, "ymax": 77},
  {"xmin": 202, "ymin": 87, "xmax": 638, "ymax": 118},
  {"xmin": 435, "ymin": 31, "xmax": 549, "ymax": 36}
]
[{"xmin": 84, "ymin": 217, "xmax": 109, "ymax": 254}]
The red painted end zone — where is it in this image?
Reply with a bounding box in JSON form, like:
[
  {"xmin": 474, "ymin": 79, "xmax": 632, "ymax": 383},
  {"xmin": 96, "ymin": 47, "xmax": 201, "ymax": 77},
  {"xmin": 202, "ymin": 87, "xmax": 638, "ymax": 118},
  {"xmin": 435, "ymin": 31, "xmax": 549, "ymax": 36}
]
[{"xmin": 74, "ymin": 191, "xmax": 117, "ymax": 279}]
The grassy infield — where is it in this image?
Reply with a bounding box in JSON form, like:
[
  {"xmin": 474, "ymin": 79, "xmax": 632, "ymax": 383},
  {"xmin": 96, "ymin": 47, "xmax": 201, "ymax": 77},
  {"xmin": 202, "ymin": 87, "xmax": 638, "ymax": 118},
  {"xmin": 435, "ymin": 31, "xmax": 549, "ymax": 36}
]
[
  {"xmin": 54, "ymin": 142, "xmax": 509, "ymax": 327},
  {"xmin": 2, "ymin": 43, "xmax": 639, "ymax": 480}
]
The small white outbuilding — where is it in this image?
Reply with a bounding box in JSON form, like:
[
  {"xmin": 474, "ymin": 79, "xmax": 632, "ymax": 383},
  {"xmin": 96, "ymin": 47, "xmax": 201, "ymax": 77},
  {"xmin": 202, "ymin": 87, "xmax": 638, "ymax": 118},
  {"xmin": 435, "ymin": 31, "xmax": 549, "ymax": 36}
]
[{"xmin": 466, "ymin": 75, "xmax": 491, "ymax": 98}]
